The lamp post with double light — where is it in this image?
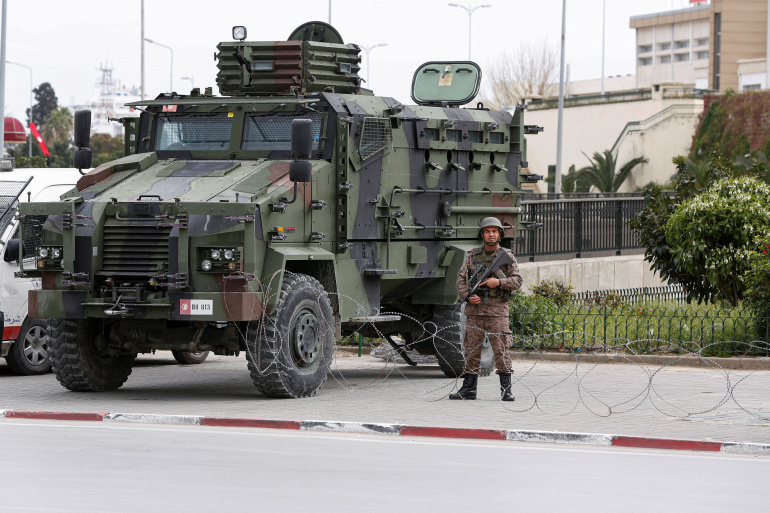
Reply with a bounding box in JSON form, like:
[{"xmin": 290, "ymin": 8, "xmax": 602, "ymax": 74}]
[{"xmin": 448, "ymin": 3, "xmax": 491, "ymax": 61}]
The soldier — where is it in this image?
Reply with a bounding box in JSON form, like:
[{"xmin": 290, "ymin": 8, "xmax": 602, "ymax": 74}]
[{"xmin": 450, "ymin": 217, "xmax": 522, "ymax": 401}]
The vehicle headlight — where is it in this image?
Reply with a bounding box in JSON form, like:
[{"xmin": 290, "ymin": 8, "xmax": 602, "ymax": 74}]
[
  {"xmin": 39, "ymin": 248, "xmax": 49, "ymax": 258},
  {"xmin": 201, "ymin": 259, "xmax": 212, "ymax": 272},
  {"xmin": 210, "ymin": 249, "xmax": 221, "ymax": 260},
  {"xmin": 224, "ymin": 249, "xmax": 234, "ymax": 260},
  {"xmin": 52, "ymin": 248, "xmax": 61, "ymax": 258}
]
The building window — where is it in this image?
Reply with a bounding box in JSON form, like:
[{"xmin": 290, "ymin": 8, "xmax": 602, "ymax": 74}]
[
  {"xmin": 639, "ymin": 57, "xmax": 652, "ymax": 66},
  {"xmin": 658, "ymin": 42, "xmax": 671, "ymax": 51},
  {"xmin": 638, "ymin": 44, "xmax": 652, "ymax": 54},
  {"xmin": 744, "ymin": 84, "xmax": 761, "ymax": 90},
  {"xmin": 696, "ymin": 37, "xmax": 709, "ymax": 47},
  {"xmin": 675, "ymin": 54, "xmax": 690, "ymax": 62},
  {"xmin": 675, "ymin": 40, "xmax": 689, "ymax": 49},
  {"xmin": 660, "ymin": 55, "xmax": 672, "ymax": 64},
  {"xmin": 696, "ymin": 50, "xmax": 709, "ymax": 60}
]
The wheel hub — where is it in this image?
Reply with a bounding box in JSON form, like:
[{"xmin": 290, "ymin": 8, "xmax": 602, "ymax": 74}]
[
  {"xmin": 291, "ymin": 308, "xmax": 321, "ymax": 367},
  {"xmin": 23, "ymin": 326, "xmax": 49, "ymax": 366}
]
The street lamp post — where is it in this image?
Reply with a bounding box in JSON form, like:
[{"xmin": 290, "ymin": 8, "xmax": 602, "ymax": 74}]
[
  {"xmin": 361, "ymin": 44, "xmax": 387, "ymax": 86},
  {"xmin": 144, "ymin": 38, "xmax": 173, "ymax": 93},
  {"xmin": 5, "ymin": 60, "xmax": 33, "ymax": 157},
  {"xmin": 448, "ymin": 3, "xmax": 491, "ymax": 61},
  {"xmin": 181, "ymin": 75, "xmax": 194, "ymax": 92}
]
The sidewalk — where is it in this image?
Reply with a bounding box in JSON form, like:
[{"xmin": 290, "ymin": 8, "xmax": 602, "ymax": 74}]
[{"xmin": 2, "ymin": 351, "xmax": 769, "ymax": 453}]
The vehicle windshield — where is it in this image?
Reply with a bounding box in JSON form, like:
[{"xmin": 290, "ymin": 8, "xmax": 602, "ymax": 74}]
[
  {"xmin": 241, "ymin": 112, "xmax": 323, "ymax": 151},
  {"xmin": 154, "ymin": 113, "xmax": 233, "ymax": 150}
]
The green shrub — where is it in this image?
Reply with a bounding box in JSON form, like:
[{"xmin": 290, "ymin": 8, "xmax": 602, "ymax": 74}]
[
  {"xmin": 529, "ymin": 279, "xmax": 575, "ymax": 306},
  {"xmin": 509, "ymin": 291, "xmax": 566, "ymax": 337},
  {"xmin": 664, "ymin": 176, "xmax": 770, "ymax": 306},
  {"xmin": 584, "ymin": 290, "xmax": 625, "ymax": 309}
]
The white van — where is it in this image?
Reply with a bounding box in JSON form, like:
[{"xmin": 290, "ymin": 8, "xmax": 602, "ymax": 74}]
[{"xmin": 0, "ymin": 168, "xmax": 83, "ymax": 375}]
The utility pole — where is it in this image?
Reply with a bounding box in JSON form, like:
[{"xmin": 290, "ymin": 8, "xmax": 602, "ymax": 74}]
[
  {"xmin": 0, "ymin": 0, "xmax": 8, "ymax": 155},
  {"xmin": 141, "ymin": 0, "xmax": 145, "ymax": 100},
  {"xmin": 555, "ymin": 0, "xmax": 567, "ymax": 195}
]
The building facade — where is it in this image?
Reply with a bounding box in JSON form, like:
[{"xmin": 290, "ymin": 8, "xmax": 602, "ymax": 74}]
[{"xmin": 631, "ymin": 0, "xmax": 769, "ymax": 92}]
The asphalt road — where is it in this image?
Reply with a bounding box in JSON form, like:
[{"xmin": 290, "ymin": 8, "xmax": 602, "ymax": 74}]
[{"xmin": 1, "ymin": 419, "xmax": 768, "ymax": 513}]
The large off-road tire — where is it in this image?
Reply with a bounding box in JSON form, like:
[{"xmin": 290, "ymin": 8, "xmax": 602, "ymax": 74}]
[
  {"xmin": 246, "ymin": 273, "xmax": 335, "ymax": 398},
  {"xmin": 47, "ymin": 318, "xmax": 134, "ymax": 392},
  {"xmin": 171, "ymin": 350, "xmax": 210, "ymax": 365},
  {"xmin": 5, "ymin": 317, "xmax": 53, "ymax": 375},
  {"xmin": 431, "ymin": 303, "xmax": 494, "ymax": 378}
]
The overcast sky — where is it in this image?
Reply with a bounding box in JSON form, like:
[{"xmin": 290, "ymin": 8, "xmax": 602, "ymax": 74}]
[{"xmin": 2, "ymin": 0, "xmax": 701, "ymax": 122}]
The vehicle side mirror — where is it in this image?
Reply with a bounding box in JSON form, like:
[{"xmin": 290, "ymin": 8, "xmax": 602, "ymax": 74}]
[
  {"xmin": 291, "ymin": 118, "xmax": 313, "ymax": 159},
  {"xmin": 74, "ymin": 110, "xmax": 92, "ymax": 148},
  {"xmin": 73, "ymin": 110, "xmax": 93, "ymax": 175},
  {"xmin": 4, "ymin": 239, "xmax": 20, "ymax": 263},
  {"xmin": 289, "ymin": 160, "xmax": 312, "ymax": 183},
  {"xmin": 73, "ymin": 148, "xmax": 92, "ymax": 170}
]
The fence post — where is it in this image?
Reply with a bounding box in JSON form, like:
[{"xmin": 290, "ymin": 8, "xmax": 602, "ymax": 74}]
[
  {"xmin": 603, "ymin": 306, "xmax": 608, "ymax": 352},
  {"xmin": 575, "ymin": 201, "xmax": 582, "ymax": 258},
  {"xmin": 527, "ymin": 202, "xmax": 537, "ymax": 261},
  {"xmin": 615, "ymin": 200, "xmax": 623, "ymax": 255}
]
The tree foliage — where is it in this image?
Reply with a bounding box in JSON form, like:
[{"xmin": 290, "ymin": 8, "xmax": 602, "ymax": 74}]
[
  {"xmin": 26, "ymin": 82, "xmax": 58, "ymax": 127},
  {"xmin": 629, "ymin": 148, "xmax": 758, "ymax": 306},
  {"xmin": 575, "ymin": 150, "xmax": 648, "ymax": 192},
  {"xmin": 481, "ymin": 39, "xmax": 557, "ymax": 110},
  {"xmin": 91, "ymin": 133, "xmax": 125, "ymax": 167},
  {"xmin": 41, "ymin": 107, "xmax": 73, "ymax": 147},
  {"xmin": 664, "ymin": 177, "xmax": 770, "ymax": 307}
]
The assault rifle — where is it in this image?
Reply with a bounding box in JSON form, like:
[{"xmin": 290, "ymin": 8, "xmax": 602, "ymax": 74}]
[{"xmin": 463, "ymin": 250, "xmax": 515, "ymax": 303}]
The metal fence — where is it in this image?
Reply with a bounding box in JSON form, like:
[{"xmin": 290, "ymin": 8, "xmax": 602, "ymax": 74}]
[
  {"xmin": 514, "ymin": 196, "xmax": 647, "ymax": 260},
  {"xmin": 509, "ymin": 301, "xmax": 770, "ymax": 357}
]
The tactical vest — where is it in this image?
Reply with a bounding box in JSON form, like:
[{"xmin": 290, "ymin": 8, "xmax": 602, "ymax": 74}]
[{"xmin": 469, "ymin": 247, "xmax": 511, "ymax": 299}]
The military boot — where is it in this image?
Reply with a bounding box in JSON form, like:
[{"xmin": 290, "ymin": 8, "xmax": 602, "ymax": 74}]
[
  {"xmin": 449, "ymin": 374, "xmax": 478, "ymax": 400},
  {"xmin": 499, "ymin": 373, "xmax": 515, "ymax": 401}
]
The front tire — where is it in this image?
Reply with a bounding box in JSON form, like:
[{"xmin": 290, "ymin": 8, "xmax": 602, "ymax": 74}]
[
  {"xmin": 246, "ymin": 273, "xmax": 335, "ymax": 398},
  {"xmin": 171, "ymin": 350, "xmax": 210, "ymax": 365},
  {"xmin": 47, "ymin": 318, "xmax": 134, "ymax": 392},
  {"xmin": 431, "ymin": 303, "xmax": 494, "ymax": 378},
  {"xmin": 5, "ymin": 317, "xmax": 53, "ymax": 375}
]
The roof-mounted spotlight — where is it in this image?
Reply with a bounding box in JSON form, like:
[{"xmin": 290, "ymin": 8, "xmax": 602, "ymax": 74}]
[{"xmin": 232, "ymin": 26, "xmax": 247, "ymax": 41}]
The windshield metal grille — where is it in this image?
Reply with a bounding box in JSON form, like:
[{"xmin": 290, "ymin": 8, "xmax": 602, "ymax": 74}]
[
  {"xmin": 241, "ymin": 112, "xmax": 322, "ymax": 151},
  {"xmin": 359, "ymin": 117, "xmax": 392, "ymax": 160}
]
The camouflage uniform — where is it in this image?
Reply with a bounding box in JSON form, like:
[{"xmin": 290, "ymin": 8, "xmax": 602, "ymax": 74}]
[{"xmin": 456, "ymin": 247, "xmax": 522, "ymax": 375}]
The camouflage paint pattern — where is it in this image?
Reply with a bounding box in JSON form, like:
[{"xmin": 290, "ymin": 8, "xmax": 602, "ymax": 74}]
[{"xmin": 18, "ymin": 24, "xmax": 538, "ymax": 354}]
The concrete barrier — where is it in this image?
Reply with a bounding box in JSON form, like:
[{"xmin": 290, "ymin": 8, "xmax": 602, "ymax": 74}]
[{"xmin": 518, "ymin": 254, "xmax": 665, "ymax": 293}]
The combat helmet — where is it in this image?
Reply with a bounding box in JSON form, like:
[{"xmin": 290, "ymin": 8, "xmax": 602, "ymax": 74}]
[{"xmin": 478, "ymin": 216, "xmax": 504, "ymax": 240}]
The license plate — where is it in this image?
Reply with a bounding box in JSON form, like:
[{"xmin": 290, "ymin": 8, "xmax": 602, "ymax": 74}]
[{"xmin": 179, "ymin": 299, "xmax": 213, "ymax": 315}]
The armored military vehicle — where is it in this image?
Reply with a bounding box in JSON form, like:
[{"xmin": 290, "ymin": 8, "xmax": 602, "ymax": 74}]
[{"xmin": 18, "ymin": 22, "xmax": 540, "ymax": 397}]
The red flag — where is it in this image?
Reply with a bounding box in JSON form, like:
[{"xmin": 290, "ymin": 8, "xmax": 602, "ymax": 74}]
[{"xmin": 29, "ymin": 122, "xmax": 50, "ymax": 157}]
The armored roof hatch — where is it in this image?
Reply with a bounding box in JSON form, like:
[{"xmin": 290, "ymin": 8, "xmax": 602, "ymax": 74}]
[
  {"xmin": 288, "ymin": 21, "xmax": 344, "ymax": 44},
  {"xmin": 410, "ymin": 61, "xmax": 481, "ymax": 106}
]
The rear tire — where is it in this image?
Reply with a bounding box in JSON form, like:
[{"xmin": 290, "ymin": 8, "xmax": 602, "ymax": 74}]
[
  {"xmin": 47, "ymin": 318, "xmax": 134, "ymax": 392},
  {"xmin": 246, "ymin": 273, "xmax": 335, "ymax": 398},
  {"xmin": 171, "ymin": 350, "xmax": 210, "ymax": 365},
  {"xmin": 431, "ymin": 303, "xmax": 494, "ymax": 378},
  {"xmin": 5, "ymin": 317, "xmax": 53, "ymax": 375}
]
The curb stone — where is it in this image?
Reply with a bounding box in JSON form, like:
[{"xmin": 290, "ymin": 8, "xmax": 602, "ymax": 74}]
[{"xmin": 2, "ymin": 409, "xmax": 769, "ymax": 455}]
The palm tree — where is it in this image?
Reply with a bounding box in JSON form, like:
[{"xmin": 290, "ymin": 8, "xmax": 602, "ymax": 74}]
[
  {"xmin": 40, "ymin": 107, "xmax": 73, "ymax": 146},
  {"xmin": 576, "ymin": 149, "xmax": 648, "ymax": 193}
]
